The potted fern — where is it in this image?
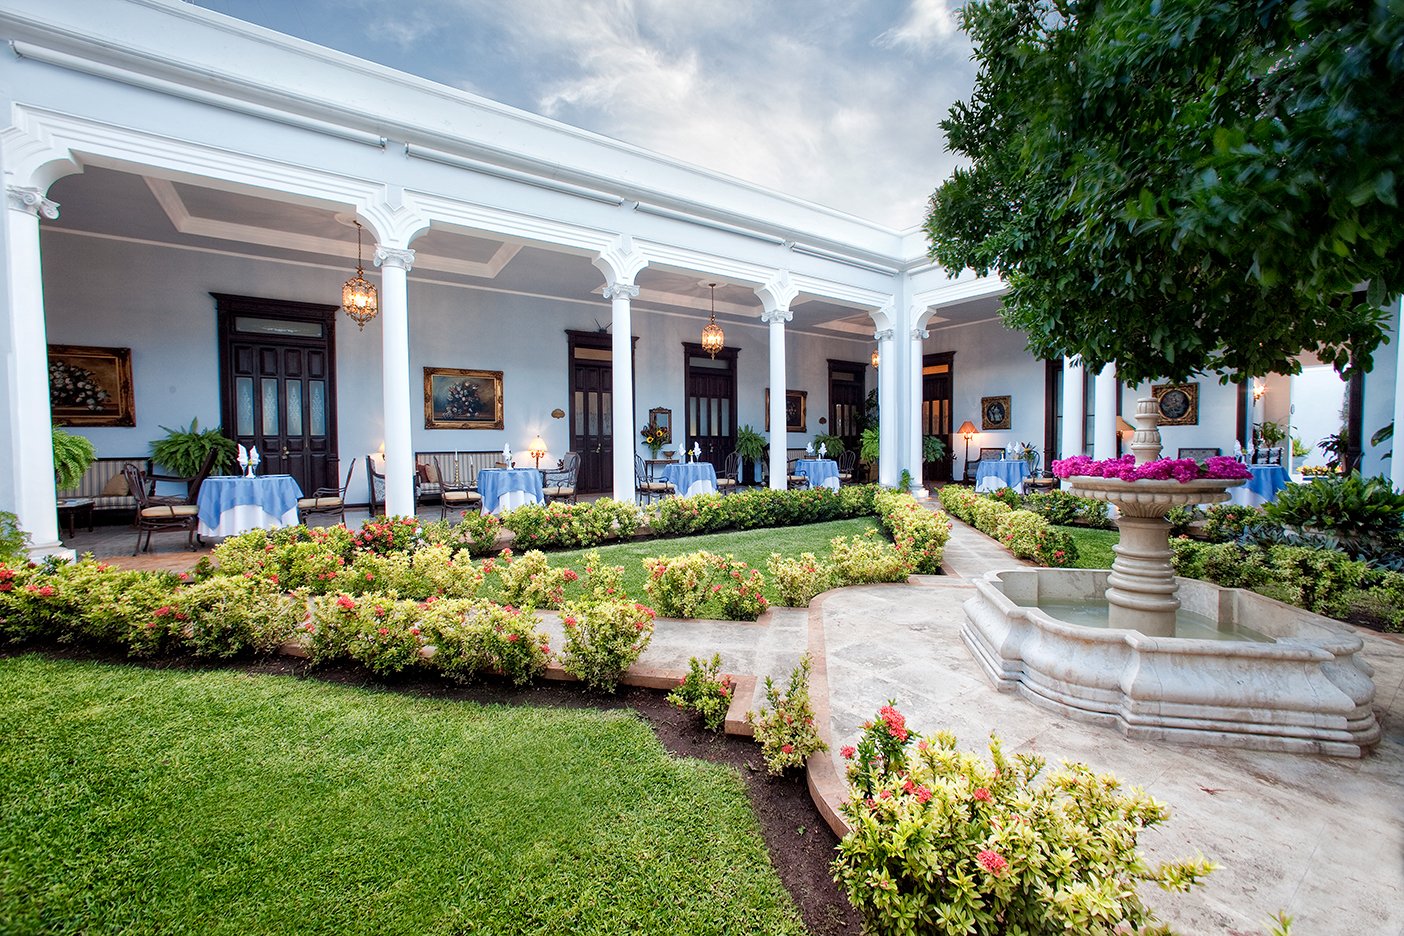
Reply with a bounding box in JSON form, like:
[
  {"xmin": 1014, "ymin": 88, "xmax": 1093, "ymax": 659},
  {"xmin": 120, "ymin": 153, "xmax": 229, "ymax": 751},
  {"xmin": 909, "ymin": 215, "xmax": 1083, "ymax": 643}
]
[
  {"xmin": 51, "ymin": 427, "xmax": 96, "ymax": 490},
  {"xmin": 150, "ymin": 418, "xmax": 237, "ymax": 478},
  {"xmin": 736, "ymin": 425, "xmax": 767, "ymax": 485}
]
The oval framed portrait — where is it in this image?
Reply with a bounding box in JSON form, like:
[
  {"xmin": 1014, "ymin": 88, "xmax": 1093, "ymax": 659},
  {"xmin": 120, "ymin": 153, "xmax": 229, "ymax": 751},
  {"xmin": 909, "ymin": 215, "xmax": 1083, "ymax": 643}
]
[
  {"xmin": 981, "ymin": 395, "xmax": 1011, "ymax": 431},
  {"xmin": 1152, "ymin": 383, "xmax": 1198, "ymax": 426}
]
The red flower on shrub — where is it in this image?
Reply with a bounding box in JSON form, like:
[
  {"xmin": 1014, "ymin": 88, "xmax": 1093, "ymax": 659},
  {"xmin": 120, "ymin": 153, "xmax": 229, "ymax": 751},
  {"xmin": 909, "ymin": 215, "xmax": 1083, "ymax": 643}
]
[
  {"xmin": 840, "ymin": 745, "xmax": 856, "ymax": 759},
  {"xmin": 336, "ymin": 595, "xmax": 356, "ymax": 611},
  {"xmin": 977, "ymin": 849, "xmax": 1008, "ymax": 875},
  {"xmin": 973, "ymin": 787, "xmax": 992, "ymax": 803}
]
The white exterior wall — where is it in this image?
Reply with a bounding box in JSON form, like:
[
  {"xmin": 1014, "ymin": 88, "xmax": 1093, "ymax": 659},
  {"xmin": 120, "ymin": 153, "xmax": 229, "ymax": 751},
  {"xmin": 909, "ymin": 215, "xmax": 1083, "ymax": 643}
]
[
  {"xmin": 1121, "ymin": 377, "xmax": 1241, "ymax": 458},
  {"xmin": 926, "ymin": 316, "xmax": 1046, "ymax": 476}
]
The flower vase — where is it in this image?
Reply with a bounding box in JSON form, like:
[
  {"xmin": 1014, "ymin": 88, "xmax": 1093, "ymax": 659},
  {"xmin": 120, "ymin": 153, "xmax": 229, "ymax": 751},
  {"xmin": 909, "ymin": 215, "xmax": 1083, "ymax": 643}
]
[{"xmin": 648, "ymin": 445, "xmax": 662, "ymax": 460}]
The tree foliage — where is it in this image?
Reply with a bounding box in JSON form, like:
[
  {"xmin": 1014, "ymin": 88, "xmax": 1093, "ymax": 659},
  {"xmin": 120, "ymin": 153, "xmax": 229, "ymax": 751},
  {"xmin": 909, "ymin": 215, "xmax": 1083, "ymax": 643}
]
[{"xmin": 926, "ymin": 0, "xmax": 1403, "ymax": 385}]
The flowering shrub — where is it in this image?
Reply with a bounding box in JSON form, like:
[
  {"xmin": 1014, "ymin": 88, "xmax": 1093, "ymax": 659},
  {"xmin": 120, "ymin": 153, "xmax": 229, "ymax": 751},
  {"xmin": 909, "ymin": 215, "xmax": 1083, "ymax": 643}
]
[
  {"xmin": 832, "ymin": 713, "xmax": 1215, "ymax": 936},
  {"xmin": 872, "ymin": 490, "xmax": 950, "ymax": 574},
  {"xmin": 748, "ymin": 654, "xmax": 827, "ymax": 776},
  {"xmin": 1201, "ymin": 503, "xmax": 1267, "ymax": 542},
  {"xmin": 766, "ymin": 552, "xmax": 835, "ymax": 607},
  {"xmin": 494, "ymin": 549, "xmax": 578, "ymax": 610},
  {"xmin": 307, "ymin": 595, "xmax": 427, "ymax": 676},
  {"xmin": 418, "ymin": 598, "xmax": 550, "ymax": 685},
  {"xmin": 0, "ymin": 511, "xmax": 28, "ymax": 562},
  {"xmin": 647, "ymin": 485, "xmax": 878, "ymax": 537},
  {"xmin": 985, "ymin": 486, "xmax": 1023, "ymax": 508},
  {"xmin": 420, "ymin": 511, "xmax": 503, "ymax": 556},
  {"xmin": 502, "ymin": 499, "xmax": 641, "ymax": 550},
  {"xmin": 1021, "ymin": 490, "xmax": 1113, "ymax": 529},
  {"xmin": 352, "ymin": 515, "xmax": 424, "ymax": 554},
  {"xmin": 643, "ymin": 552, "xmax": 768, "ymax": 620},
  {"xmin": 559, "ymin": 596, "xmax": 656, "ymax": 692},
  {"xmin": 828, "ymin": 530, "xmax": 910, "ymax": 584},
  {"xmin": 649, "ymin": 493, "xmax": 730, "ymax": 537},
  {"xmin": 172, "ymin": 575, "xmax": 300, "ymax": 657},
  {"xmin": 993, "ymin": 510, "xmax": 1078, "ymax": 567},
  {"xmin": 1052, "ymin": 453, "xmax": 1251, "ymax": 483},
  {"xmin": 937, "ymin": 484, "xmax": 980, "ymax": 518},
  {"xmin": 667, "ymin": 653, "xmax": 733, "ymax": 731},
  {"xmin": 968, "ymin": 497, "xmax": 1013, "ymax": 537}
]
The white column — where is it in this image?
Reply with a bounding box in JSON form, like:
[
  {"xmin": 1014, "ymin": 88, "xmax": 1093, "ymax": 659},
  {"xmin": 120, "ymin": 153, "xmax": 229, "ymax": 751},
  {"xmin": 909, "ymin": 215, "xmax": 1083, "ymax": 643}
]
[
  {"xmin": 604, "ymin": 283, "xmax": 638, "ymax": 503},
  {"xmin": 1393, "ymin": 298, "xmax": 1404, "ymax": 491},
  {"xmin": 763, "ymin": 308, "xmax": 791, "ymax": 490},
  {"xmin": 875, "ymin": 328, "xmax": 897, "ymax": 486},
  {"xmin": 1093, "ymin": 363, "xmax": 1118, "ymax": 461},
  {"xmin": 1061, "ymin": 356, "xmax": 1085, "ymax": 460},
  {"xmin": 908, "ymin": 326, "xmax": 929, "ymax": 493},
  {"xmin": 4, "ymin": 186, "xmax": 67, "ymax": 557},
  {"xmin": 373, "ymin": 245, "xmax": 416, "ymax": 516}
]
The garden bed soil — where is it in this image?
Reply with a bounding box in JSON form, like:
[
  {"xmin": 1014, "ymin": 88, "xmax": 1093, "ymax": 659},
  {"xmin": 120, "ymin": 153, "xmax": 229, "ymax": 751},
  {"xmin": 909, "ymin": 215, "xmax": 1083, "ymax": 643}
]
[{"xmin": 27, "ymin": 648, "xmax": 864, "ymax": 936}]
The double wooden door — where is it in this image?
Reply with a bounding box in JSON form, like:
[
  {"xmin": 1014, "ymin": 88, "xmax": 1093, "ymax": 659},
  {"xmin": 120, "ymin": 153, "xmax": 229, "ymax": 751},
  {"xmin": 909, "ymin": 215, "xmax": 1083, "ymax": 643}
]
[
  {"xmin": 684, "ymin": 344, "xmax": 737, "ymax": 470},
  {"xmin": 216, "ymin": 294, "xmax": 339, "ymax": 495},
  {"xmin": 828, "ymin": 360, "xmax": 868, "ymax": 455},
  {"xmin": 921, "ymin": 352, "xmax": 954, "ymax": 483}
]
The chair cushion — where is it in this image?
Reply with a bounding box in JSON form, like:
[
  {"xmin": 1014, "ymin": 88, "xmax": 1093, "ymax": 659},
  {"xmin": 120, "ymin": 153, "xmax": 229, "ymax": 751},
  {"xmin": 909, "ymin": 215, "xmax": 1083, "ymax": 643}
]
[
  {"xmin": 716, "ymin": 478, "xmax": 737, "ymax": 487},
  {"xmin": 544, "ymin": 486, "xmax": 575, "ymax": 497},
  {"xmin": 298, "ymin": 496, "xmax": 343, "ymax": 509},
  {"xmin": 641, "ymin": 482, "xmax": 673, "ymax": 492},
  {"xmin": 140, "ymin": 505, "xmax": 198, "ymax": 518},
  {"xmin": 443, "ymin": 490, "xmax": 482, "ymax": 504}
]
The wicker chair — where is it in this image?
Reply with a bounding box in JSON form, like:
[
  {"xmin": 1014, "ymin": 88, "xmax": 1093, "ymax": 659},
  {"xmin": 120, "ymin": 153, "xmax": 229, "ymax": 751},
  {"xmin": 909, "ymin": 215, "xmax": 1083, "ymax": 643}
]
[
  {"xmin": 543, "ymin": 452, "xmax": 581, "ymax": 504},
  {"xmin": 298, "ymin": 460, "xmax": 356, "ymax": 526},
  {"xmin": 123, "ymin": 461, "xmax": 200, "ymax": 554}
]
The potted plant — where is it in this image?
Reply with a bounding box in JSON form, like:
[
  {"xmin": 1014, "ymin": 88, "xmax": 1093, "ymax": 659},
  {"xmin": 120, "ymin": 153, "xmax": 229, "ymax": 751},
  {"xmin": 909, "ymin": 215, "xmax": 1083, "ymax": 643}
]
[
  {"xmin": 735, "ymin": 425, "xmax": 766, "ymax": 484},
  {"xmin": 150, "ymin": 418, "xmax": 237, "ymax": 478},
  {"xmin": 923, "ymin": 435, "xmax": 948, "ymax": 464},
  {"xmin": 812, "ymin": 433, "xmax": 845, "ymax": 458},
  {"xmin": 51, "ymin": 426, "xmax": 96, "ymax": 490}
]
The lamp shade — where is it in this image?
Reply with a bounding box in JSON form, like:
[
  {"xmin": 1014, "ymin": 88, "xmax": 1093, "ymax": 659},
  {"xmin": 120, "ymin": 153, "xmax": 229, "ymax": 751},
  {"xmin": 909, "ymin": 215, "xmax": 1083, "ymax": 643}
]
[
  {"xmin": 529, "ymin": 435, "xmax": 547, "ymax": 456},
  {"xmin": 1116, "ymin": 416, "xmax": 1136, "ymax": 438},
  {"xmin": 957, "ymin": 420, "xmax": 978, "ymax": 438}
]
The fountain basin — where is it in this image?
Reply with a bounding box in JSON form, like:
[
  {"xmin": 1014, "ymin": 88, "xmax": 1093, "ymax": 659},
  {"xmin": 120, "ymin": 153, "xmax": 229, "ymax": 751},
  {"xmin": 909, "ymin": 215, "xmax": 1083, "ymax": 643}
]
[{"xmin": 962, "ymin": 568, "xmax": 1380, "ymax": 757}]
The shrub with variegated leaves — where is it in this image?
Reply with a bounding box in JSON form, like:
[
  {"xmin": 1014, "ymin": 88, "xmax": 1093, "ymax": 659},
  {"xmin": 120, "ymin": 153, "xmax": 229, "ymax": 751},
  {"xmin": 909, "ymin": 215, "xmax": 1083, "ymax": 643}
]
[
  {"xmin": 766, "ymin": 552, "xmax": 834, "ymax": 607},
  {"xmin": 559, "ymin": 596, "xmax": 656, "ymax": 692},
  {"xmin": 832, "ymin": 709, "xmax": 1214, "ymax": 936},
  {"xmin": 748, "ymin": 654, "xmax": 826, "ymax": 775}
]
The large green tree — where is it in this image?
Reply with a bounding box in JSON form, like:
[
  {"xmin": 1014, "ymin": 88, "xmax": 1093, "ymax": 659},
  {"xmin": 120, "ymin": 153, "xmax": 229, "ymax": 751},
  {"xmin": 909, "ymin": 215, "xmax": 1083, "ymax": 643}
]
[{"xmin": 926, "ymin": 0, "xmax": 1404, "ymax": 385}]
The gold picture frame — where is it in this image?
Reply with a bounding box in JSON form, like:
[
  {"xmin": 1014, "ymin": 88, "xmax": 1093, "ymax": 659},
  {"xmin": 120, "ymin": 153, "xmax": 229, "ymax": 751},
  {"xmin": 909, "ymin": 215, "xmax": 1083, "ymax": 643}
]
[
  {"xmin": 424, "ymin": 367, "xmax": 504, "ymax": 429},
  {"xmin": 981, "ymin": 395, "xmax": 1011, "ymax": 431},
  {"xmin": 1152, "ymin": 382, "xmax": 1199, "ymax": 427},
  {"xmin": 765, "ymin": 389, "xmax": 808, "ymax": 432},
  {"xmin": 48, "ymin": 344, "xmax": 136, "ymax": 427},
  {"xmin": 648, "ymin": 406, "xmax": 672, "ymax": 443}
]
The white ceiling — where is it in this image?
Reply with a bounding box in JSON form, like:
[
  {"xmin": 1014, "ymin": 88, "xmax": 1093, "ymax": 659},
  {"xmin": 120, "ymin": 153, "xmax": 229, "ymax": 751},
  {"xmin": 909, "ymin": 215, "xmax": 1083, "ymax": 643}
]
[{"xmin": 44, "ymin": 164, "xmax": 892, "ymax": 342}]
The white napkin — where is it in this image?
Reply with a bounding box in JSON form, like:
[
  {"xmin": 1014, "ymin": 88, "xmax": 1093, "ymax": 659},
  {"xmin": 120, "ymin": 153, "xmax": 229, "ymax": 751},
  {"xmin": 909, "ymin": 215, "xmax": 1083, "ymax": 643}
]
[
  {"xmin": 247, "ymin": 446, "xmax": 260, "ymax": 477},
  {"xmin": 236, "ymin": 443, "xmax": 249, "ymax": 473},
  {"xmin": 818, "ymin": 442, "xmax": 826, "ymax": 457},
  {"xmin": 692, "ymin": 441, "xmax": 701, "ymax": 463},
  {"xmin": 805, "ymin": 441, "xmax": 814, "ymax": 456}
]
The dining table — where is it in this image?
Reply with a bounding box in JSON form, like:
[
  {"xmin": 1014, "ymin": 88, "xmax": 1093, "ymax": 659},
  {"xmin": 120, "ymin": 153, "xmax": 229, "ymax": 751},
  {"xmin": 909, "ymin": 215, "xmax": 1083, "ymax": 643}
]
[
  {"xmin": 197, "ymin": 474, "xmax": 303, "ymax": 537},
  {"xmin": 1227, "ymin": 464, "xmax": 1292, "ymax": 507},
  {"xmin": 974, "ymin": 459, "xmax": 1030, "ymax": 493},
  {"xmin": 795, "ymin": 458, "xmax": 841, "ymax": 491},
  {"xmin": 476, "ymin": 467, "xmax": 545, "ymax": 514},
  {"xmin": 660, "ymin": 461, "xmax": 718, "ymax": 497}
]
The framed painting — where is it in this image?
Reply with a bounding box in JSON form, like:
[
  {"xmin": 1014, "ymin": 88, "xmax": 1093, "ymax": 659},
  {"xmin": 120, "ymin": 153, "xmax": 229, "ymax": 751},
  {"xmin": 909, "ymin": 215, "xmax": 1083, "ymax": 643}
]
[
  {"xmin": 1152, "ymin": 382, "xmax": 1198, "ymax": 426},
  {"xmin": 48, "ymin": 344, "xmax": 135, "ymax": 427},
  {"xmin": 424, "ymin": 367, "xmax": 504, "ymax": 429},
  {"xmin": 981, "ymin": 395, "xmax": 1011, "ymax": 431},
  {"xmin": 765, "ymin": 389, "xmax": 808, "ymax": 432}
]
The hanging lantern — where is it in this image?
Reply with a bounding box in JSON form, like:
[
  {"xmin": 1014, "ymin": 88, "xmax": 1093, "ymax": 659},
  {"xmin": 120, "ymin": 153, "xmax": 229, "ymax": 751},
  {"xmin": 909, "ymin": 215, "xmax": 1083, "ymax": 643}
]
[
  {"xmin": 700, "ymin": 283, "xmax": 725, "ymax": 358},
  {"xmin": 341, "ymin": 220, "xmax": 378, "ymax": 330}
]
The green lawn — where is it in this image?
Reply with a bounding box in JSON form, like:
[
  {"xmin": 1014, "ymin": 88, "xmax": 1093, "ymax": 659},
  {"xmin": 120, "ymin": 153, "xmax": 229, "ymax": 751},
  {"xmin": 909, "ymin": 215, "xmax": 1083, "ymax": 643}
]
[
  {"xmin": 1060, "ymin": 525, "xmax": 1119, "ymax": 569},
  {"xmin": 0, "ymin": 655, "xmax": 806, "ymax": 936},
  {"xmin": 536, "ymin": 516, "xmax": 885, "ymax": 604}
]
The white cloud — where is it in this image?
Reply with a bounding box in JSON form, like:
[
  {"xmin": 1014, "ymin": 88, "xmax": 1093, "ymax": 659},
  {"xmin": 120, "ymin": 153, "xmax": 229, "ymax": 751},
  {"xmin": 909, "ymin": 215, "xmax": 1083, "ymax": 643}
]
[{"xmin": 876, "ymin": 0, "xmax": 959, "ymax": 50}]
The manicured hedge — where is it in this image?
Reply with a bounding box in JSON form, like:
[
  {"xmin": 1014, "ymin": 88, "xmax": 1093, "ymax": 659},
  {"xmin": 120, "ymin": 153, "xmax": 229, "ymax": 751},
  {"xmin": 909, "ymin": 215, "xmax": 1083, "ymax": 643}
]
[{"xmin": 938, "ymin": 486, "xmax": 1078, "ymax": 567}]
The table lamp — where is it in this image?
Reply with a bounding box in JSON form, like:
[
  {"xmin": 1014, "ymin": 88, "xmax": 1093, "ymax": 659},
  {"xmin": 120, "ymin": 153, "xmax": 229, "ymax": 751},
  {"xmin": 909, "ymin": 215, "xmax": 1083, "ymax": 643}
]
[
  {"xmin": 528, "ymin": 434, "xmax": 547, "ymax": 469},
  {"xmin": 957, "ymin": 420, "xmax": 977, "ymax": 466}
]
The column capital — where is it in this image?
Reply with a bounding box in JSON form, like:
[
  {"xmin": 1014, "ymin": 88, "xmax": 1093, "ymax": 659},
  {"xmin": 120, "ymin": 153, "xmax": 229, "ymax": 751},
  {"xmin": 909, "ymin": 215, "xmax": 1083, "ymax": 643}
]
[
  {"xmin": 374, "ymin": 246, "xmax": 415, "ymax": 271},
  {"xmin": 760, "ymin": 308, "xmax": 793, "ymax": 325},
  {"xmin": 602, "ymin": 283, "xmax": 639, "ymax": 300},
  {"xmin": 594, "ymin": 234, "xmax": 647, "ymax": 289},
  {"xmin": 911, "ymin": 327, "xmax": 930, "ymax": 341},
  {"xmin": 874, "ymin": 328, "xmax": 894, "ymax": 342},
  {"xmin": 756, "ymin": 270, "xmax": 798, "ymax": 316},
  {"xmin": 6, "ymin": 186, "xmax": 58, "ymax": 219}
]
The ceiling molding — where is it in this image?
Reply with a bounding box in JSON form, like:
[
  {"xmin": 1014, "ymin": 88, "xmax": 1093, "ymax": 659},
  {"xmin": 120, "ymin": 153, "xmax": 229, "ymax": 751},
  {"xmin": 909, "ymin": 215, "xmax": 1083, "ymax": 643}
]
[{"xmin": 144, "ymin": 177, "xmax": 522, "ymax": 278}]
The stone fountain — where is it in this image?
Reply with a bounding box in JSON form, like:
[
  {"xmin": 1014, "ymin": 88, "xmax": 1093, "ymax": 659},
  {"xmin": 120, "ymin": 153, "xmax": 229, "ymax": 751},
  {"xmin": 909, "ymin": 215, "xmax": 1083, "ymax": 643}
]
[{"xmin": 962, "ymin": 398, "xmax": 1381, "ymax": 756}]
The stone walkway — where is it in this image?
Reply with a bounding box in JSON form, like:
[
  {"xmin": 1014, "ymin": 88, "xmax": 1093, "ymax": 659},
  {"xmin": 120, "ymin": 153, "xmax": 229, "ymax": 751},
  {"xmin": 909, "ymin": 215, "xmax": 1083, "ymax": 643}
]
[{"xmin": 62, "ymin": 507, "xmax": 1404, "ymax": 933}]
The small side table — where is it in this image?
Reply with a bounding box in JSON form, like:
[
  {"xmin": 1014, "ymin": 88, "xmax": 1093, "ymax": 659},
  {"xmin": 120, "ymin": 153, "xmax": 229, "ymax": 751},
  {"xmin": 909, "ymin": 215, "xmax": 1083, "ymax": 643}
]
[{"xmin": 56, "ymin": 497, "xmax": 95, "ymax": 539}]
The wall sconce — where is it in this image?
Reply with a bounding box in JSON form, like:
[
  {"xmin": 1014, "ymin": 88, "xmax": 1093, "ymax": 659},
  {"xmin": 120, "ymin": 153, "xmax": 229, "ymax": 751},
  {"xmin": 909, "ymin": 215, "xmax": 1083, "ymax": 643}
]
[
  {"xmin": 1252, "ymin": 382, "xmax": 1266, "ymax": 403},
  {"xmin": 551, "ymin": 408, "xmax": 565, "ymax": 419}
]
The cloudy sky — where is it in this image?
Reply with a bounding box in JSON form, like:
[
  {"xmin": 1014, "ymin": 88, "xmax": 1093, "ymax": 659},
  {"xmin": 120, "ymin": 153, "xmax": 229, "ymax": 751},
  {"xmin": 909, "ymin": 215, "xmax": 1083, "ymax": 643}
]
[{"xmin": 191, "ymin": 0, "xmax": 975, "ymax": 230}]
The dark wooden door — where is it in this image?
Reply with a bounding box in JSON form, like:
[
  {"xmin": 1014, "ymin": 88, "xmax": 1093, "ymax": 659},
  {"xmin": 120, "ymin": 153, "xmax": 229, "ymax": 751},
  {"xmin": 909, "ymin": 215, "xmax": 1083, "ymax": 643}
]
[
  {"xmin": 571, "ymin": 357, "xmax": 613, "ymax": 493},
  {"xmin": 828, "ymin": 360, "xmax": 867, "ymax": 455},
  {"xmin": 216, "ymin": 294, "xmax": 338, "ymax": 494},
  {"xmin": 684, "ymin": 344, "xmax": 738, "ymax": 470},
  {"xmin": 921, "ymin": 352, "xmax": 954, "ymax": 483}
]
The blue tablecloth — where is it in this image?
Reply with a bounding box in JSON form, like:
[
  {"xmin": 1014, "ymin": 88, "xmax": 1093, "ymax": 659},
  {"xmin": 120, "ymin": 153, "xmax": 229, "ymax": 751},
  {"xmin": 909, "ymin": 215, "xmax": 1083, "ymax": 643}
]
[
  {"xmin": 975, "ymin": 459, "xmax": 1030, "ymax": 493},
  {"xmin": 661, "ymin": 462, "xmax": 718, "ymax": 497},
  {"xmin": 1228, "ymin": 464, "xmax": 1291, "ymax": 507},
  {"xmin": 477, "ymin": 468, "xmax": 544, "ymax": 514},
  {"xmin": 795, "ymin": 458, "xmax": 840, "ymax": 491},
  {"xmin": 197, "ymin": 475, "xmax": 303, "ymax": 537}
]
